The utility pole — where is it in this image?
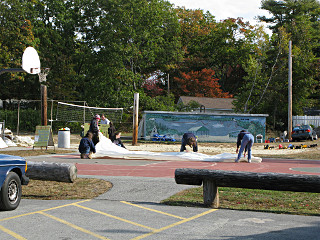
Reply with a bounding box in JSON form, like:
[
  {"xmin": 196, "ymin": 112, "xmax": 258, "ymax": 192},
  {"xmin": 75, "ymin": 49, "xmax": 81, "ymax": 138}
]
[
  {"xmin": 288, "ymin": 40, "xmax": 292, "ymax": 140},
  {"xmin": 132, "ymin": 93, "xmax": 139, "ymax": 145}
]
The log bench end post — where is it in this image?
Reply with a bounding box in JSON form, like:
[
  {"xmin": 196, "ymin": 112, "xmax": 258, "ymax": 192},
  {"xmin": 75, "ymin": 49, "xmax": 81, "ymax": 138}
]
[{"xmin": 203, "ymin": 179, "xmax": 219, "ymax": 208}]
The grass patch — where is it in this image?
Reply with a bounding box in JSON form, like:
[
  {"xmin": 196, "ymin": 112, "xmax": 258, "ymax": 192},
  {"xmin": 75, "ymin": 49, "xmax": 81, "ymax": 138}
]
[
  {"xmin": 22, "ymin": 178, "xmax": 112, "ymax": 200},
  {"xmin": 0, "ymin": 150, "xmax": 75, "ymax": 157},
  {"xmin": 162, "ymin": 187, "xmax": 320, "ymax": 216}
]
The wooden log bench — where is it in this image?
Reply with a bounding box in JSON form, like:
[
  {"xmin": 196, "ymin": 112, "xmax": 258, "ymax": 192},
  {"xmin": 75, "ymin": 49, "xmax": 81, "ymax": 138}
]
[
  {"xmin": 175, "ymin": 168, "xmax": 320, "ymax": 208},
  {"xmin": 26, "ymin": 161, "xmax": 77, "ymax": 183}
]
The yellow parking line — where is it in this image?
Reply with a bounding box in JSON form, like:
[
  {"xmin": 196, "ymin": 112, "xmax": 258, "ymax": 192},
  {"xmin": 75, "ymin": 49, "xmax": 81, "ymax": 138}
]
[
  {"xmin": 74, "ymin": 203, "xmax": 156, "ymax": 231},
  {"xmin": 121, "ymin": 201, "xmax": 186, "ymax": 220},
  {"xmin": 131, "ymin": 208, "xmax": 218, "ymax": 240},
  {"xmin": 0, "ymin": 224, "xmax": 26, "ymax": 240},
  {"xmin": 39, "ymin": 212, "xmax": 110, "ymax": 240},
  {"xmin": 0, "ymin": 200, "xmax": 91, "ymax": 222}
]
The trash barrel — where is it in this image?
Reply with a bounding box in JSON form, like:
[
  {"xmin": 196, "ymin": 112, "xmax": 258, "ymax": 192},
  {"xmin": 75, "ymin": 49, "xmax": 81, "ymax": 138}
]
[{"xmin": 58, "ymin": 128, "xmax": 70, "ymax": 148}]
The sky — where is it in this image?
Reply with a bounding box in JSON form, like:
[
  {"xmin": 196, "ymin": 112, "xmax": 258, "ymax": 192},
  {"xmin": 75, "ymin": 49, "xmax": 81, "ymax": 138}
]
[{"xmin": 169, "ymin": 0, "xmax": 271, "ymax": 28}]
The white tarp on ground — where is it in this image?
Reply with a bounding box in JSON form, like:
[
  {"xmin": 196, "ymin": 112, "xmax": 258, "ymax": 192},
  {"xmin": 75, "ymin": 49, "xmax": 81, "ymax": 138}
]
[
  {"xmin": 14, "ymin": 136, "xmax": 34, "ymax": 147},
  {"xmin": 4, "ymin": 137, "xmax": 17, "ymax": 147},
  {"xmin": 95, "ymin": 133, "xmax": 262, "ymax": 163},
  {"xmin": 0, "ymin": 137, "xmax": 8, "ymax": 148}
]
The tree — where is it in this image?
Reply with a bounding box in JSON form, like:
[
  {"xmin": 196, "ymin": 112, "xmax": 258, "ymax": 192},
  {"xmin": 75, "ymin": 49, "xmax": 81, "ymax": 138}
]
[
  {"xmin": 75, "ymin": 0, "xmax": 183, "ymax": 109},
  {"xmin": 0, "ymin": 0, "xmax": 39, "ymax": 100},
  {"xmin": 173, "ymin": 68, "xmax": 232, "ymax": 98},
  {"xmin": 234, "ymin": 0, "xmax": 320, "ymax": 129}
]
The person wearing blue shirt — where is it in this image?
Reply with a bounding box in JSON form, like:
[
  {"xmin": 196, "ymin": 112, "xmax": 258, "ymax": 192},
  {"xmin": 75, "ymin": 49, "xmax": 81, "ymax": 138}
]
[
  {"xmin": 235, "ymin": 130, "xmax": 254, "ymax": 163},
  {"xmin": 79, "ymin": 132, "xmax": 96, "ymax": 159},
  {"xmin": 180, "ymin": 133, "xmax": 198, "ymax": 152}
]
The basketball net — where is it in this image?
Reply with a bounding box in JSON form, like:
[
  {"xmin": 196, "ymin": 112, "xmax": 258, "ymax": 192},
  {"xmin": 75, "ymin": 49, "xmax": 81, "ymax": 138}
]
[{"xmin": 38, "ymin": 68, "xmax": 50, "ymax": 83}]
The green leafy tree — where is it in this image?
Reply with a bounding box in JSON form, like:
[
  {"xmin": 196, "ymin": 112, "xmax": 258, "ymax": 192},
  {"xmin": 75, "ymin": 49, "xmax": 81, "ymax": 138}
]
[
  {"xmin": 235, "ymin": 0, "xmax": 320, "ymax": 129},
  {"xmin": 0, "ymin": 0, "xmax": 39, "ymax": 100},
  {"xmin": 76, "ymin": 0, "xmax": 182, "ymax": 110}
]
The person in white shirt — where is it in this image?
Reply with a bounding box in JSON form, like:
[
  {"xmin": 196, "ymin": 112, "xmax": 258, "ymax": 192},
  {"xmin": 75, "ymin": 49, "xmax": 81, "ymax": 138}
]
[{"xmin": 100, "ymin": 114, "xmax": 110, "ymax": 125}]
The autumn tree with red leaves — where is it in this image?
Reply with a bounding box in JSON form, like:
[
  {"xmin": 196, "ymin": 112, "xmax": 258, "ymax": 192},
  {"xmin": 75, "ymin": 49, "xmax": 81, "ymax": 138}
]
[{"xmin": 174, "ymin": 68, "xmax": 232, "ymax": 98}]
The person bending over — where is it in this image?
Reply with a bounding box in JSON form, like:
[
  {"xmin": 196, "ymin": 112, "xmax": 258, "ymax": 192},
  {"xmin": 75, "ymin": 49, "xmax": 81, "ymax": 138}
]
[
  {"xmin": 180, "ymin": 132, "xmax": 198, "ymax": 152},
  {"xmin": 79, "ymin": 132, "xmax": 96, "ymax": 159},
  {"xmin": 235, "ymin": 130, "xmax": 254, "ymax": 163}
]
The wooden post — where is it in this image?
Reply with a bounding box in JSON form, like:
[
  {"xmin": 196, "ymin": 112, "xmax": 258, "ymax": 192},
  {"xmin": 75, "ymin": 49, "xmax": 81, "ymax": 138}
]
[
  {"xmin": 203, "ymin": 180, "xmax": 219, "ymax": 208},
  {"xmin": 132, "ymin": 93, "xmax": 139, "ymax": 145},
  {"xmin": 288, "ymin": 40, "xmax": 292, "ymax": 140},
  {"xmin": 41, "ymin": 85, "xmax": 47, "ymax": 126}
]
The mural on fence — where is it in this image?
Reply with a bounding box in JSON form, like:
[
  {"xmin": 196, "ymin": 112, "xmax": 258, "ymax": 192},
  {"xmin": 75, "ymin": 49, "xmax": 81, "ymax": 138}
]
[{"xmin": 142, "ymin": 112, "xmax": 267, "ymax": 142}]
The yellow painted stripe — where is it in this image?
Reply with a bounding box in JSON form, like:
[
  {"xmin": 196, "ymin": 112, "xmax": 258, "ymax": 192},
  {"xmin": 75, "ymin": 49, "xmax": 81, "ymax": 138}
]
[
  {"xmin": 0, "ymin": 200, "xmax": 91, "ymax": 222},
  {"xmin": 0, "ymin": 224, "xmax": 27, "ymax": 240},
  {"xmin": 39, "ymin": 212, "xmax": 110, "ymax": 240},
  {"xmin": 121, "ymin": 201, "xmax": 186, "ymax": 220},
  {"xmin": 74, "ymin": 203, "xmax": 156, "ymax": 231},
  {"xmin": 131, "ymin": 209, "xmax": 218, "ymax": 240}
]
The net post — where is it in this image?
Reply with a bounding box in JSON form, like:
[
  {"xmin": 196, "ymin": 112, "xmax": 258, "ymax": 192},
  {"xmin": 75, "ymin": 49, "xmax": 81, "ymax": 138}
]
[
  {"xmin": 83, "ymin": 101, "xmax": 86, "ymax": 125},
  {"xmin": 132, "ymin": 93, "xmax": 139, "ymax": 145}
]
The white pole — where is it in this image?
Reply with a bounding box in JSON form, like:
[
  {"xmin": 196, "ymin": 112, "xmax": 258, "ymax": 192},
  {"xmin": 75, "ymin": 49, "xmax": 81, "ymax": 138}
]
[
  {"xmin": 17, "ymin": 100, "xmax": 20, "ymax": 136},
  {"xmin": 132, "ymin": 93, "xmax": 139, "ymax": 145}
]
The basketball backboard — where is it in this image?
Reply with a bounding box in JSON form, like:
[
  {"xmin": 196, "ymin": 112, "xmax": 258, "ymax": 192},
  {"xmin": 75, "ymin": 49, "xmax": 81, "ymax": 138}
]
[{"xmin": 22, "ymin": 47, "xmax": 41, "ymax": 74}]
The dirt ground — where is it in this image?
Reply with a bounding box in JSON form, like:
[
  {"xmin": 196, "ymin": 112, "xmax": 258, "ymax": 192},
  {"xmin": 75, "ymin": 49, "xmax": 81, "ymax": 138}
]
[
  {"xmin": 125, "ymin": 140, "xmax": 320, "ymax": 159},
  {"xmin": 3, "ymin": 134, "xmax": 320, "ymax": 160}
]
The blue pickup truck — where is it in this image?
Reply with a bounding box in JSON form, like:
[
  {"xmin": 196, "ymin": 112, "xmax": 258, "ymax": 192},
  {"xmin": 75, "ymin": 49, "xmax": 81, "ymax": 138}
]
[{"xmin": 0, "ymin": 154, "xmax": 29, "ymax": 210}]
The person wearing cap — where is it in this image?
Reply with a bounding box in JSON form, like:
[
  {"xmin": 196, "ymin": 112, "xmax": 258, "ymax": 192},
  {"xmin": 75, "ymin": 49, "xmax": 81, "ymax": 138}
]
[{"xmin": 89, "ymin": 114, "xmax": 100, "ymax": 145}]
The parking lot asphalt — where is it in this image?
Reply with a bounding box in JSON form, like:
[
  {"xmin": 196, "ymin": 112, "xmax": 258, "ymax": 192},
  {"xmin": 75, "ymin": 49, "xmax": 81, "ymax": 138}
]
[
  {"xmin": 0, "ymin": 175, "xmax": 319, "ymax": 240},
  {"xmin": 0, "ymin": 150, "xmax": 319, "ymax": 239}
]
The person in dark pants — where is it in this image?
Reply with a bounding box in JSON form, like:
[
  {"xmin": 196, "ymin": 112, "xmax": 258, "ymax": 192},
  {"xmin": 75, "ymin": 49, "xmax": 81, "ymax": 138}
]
[
  {"xmin": 89, "ymin": 114, "xmax": 100, "ymax": 145},
  {"xmin": 235, "ymin": 130, "xmax": 254, "ymax": 163},
  {"xmin": 78, "ymin": 132, "xmax": 96, "ymax": 159},
  {"xmin": 180, "ymin": 132, "xmax": 198, "ymax": 152},
  {"xmin": 112, "ymin": 132, "xmax": 126, "ymax": 149},
  {"xmin": 108, "ymin": 121, "xmax": 116, "ymax": 141}
]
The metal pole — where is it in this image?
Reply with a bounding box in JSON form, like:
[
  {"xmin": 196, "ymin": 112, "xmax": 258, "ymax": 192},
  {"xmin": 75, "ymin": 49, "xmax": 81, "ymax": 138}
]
[
  {"xmin": 83, "ymin": 101, "xmax": 86, "ymax": 125},
  {"xmin": 288, "ymin": 40, "xmax": 293, "ymax": 140},
  {"xmin": 0, "ymin": 68, "xmax": 26, "ymax": 75},
  {"xmin": 17, "ymin": 100, "xmax": 20, "ymax": 136},
  {"xmin": 167, "ymin": 73, "xmax": 170, "ymax": 96},
  {"xmin": 132, "ymin": 93, "xmax": 139, "ymax": 145}
]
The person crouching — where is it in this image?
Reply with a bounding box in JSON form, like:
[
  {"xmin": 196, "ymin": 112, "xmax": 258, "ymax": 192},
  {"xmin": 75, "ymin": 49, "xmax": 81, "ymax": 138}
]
[
  {"xmin": 79, "ymin": 132, "xmax": 96, "ymax": 159},
  {"xmin": 180, "ymin": 132, "xmax": 198, "ymax": 152},
  {"xmin": 112, "ymin": 132, "xmax": 126, "ymax": 149}
]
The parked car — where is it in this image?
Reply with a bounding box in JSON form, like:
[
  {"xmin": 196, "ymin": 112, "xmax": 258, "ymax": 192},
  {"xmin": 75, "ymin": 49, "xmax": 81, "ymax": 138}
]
[
  {"xmin": 0, "ymin": 154, "xmax": 29, "ymax": 210},
  {"xmin": 291, "ymin": 125, "xmax": 318, "ymax": 141}
]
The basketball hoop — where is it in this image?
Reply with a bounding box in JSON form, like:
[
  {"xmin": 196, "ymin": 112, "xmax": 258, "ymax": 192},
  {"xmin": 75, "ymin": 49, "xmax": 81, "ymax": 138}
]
[{"xmin": 38, "ymin": 68, "xmax": 50, "ymax": 83}]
